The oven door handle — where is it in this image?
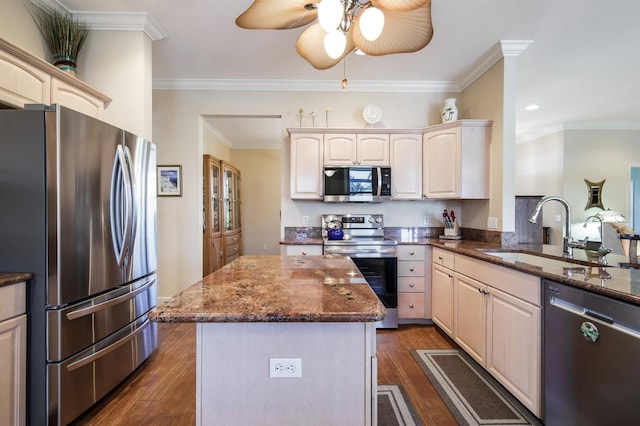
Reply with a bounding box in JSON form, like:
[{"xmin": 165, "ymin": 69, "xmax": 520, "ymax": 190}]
[{"xmin": 326, "ymin": 248, "xmax": 397, "ymax": 256}]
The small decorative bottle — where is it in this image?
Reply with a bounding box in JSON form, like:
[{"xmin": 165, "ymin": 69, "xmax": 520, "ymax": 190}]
[{"xmin": 441, "ymin": 98, "xmax": 459, "ymax": 123}]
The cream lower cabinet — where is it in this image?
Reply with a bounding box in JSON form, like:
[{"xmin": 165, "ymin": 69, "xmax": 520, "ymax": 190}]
[
  {"xmin": 431, "ymin": 248, "xmax": 455, "ymax": 335},
  {"xmin": 0, "ymin": 280, "xmax": 27, "ymax": 426},
  {"xmin": 397, "ymin": 245, "xmax": 431, "ymax": 320},
  {"xmin": 282, "ymin": 245, "xmax": 323, "ymax": 256},
  {"xmin": 438, "ymin": 252, "xmax": 542, "ymax": 417}
]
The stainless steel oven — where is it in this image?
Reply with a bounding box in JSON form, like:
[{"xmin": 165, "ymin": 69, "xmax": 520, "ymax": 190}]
[{"xmin": 322, "ymin": 214, "xmax": 398, "ymax": 328}]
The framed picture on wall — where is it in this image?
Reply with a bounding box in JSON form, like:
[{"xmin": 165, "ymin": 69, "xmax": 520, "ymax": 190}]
[{"xmin": 157, "ymin": 165, "xmax": 182, "ymax": 196}]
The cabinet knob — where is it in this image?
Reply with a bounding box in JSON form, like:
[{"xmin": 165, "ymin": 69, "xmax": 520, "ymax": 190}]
[
  {"xmin": 438, "ymin": 256, "xmax": 443, "ymax": 260},
  {"xmin": 409, "ymin": 267, "xmax": 414, "ymax": 272},
  {"xmin": 302, "ymin": 251, "xmax": 307, "ymax": 255},
  {"xmin": 409, "ymin": 304, "xmax": 414, "ymax": 309},
  {"xmin": 478, "ymin": 288, "xmax": 488, "ymax": 295},
  {"xmin": 409, "ymin": 283, "xmax": 415, "ymax": 288},
  {"xmin": 448, "ymin": 273, "xmax": 452, "ymax": 278},
  {"xmin": 409, "ymin": 251, "xmax": 415, "ymax": 256}
]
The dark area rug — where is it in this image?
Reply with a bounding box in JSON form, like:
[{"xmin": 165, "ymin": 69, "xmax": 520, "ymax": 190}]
[
  {"xmin": 378, "ymin": 384, "xmax": 422, "ymax": 426},
  {"xmin": 411, "ymin": 349, "xmax": 542, "ymax": 426}
]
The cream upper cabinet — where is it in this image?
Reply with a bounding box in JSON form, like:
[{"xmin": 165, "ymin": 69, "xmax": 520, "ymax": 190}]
[
  {"xmin": 50, "ymin": 78, "xmax": 105, "ymax": 119},
  {"xmin": 324, "ymin": 133, "xmax": 389, "ymax": 165},
  {"xmin": 0, "ymin": 39, "xmax": 110, "ymax": 116},
  {"xmin": 0, "ymin": 47, "xmax": 50, "ymax": 107},
  {"xmin": 422, "ymin": 120, "xmax": 491, "ymax": 199},
  {"xmin": 290, "ymin": 132, "xmax": 324, "ymax": 200},
  {"xmin": 390, "ymin": 133, "xmax": 422, "ymax": 200}
]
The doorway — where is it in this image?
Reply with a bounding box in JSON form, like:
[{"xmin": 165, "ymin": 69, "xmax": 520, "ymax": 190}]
[{"xmin": 630, "ymin": 167, "xmax": 640, "ymax": 230}]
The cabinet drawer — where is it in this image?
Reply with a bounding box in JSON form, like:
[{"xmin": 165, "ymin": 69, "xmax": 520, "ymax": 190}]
[
  {"xmin": 455, "ymin": 255, "xmax": 540, "ymax": 306},
  {"xmin": 397, "ymin": 245, "xmax": 425, "ymax": 261},
  {"xmin": 432, "ymin": 247, "xmax": 455, "ymax": 269},
  {"xmin": 224, "ymin": 234, "xmax": 241, "ymax": 245},
  {"xmin": 398, "ymin": 261, "xmax": 425, "ymax": 276},
  {"xmin": 285, "ymin": 245, "xmax": 323, "ymax": 256},
  {"xmin": 398, "ymin": 293, "xmax": 426, "ymax": 318},
  {"xmin": 0, "ymin": 281, "xmax": 26, "ymax": 322},
  {"xmin": 398, "ymin": 277, "xmax": 425, "ymax": 292}
]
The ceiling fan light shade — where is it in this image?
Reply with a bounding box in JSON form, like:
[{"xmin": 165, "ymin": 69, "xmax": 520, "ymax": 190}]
[
  {"xmin": 235, "ymin": 0, "xmax": 318, "ymax": 29},
  {"xmin": 317, "ymin": 0, "xmax": 343, "ymax": 33},
  {"xmin": 359, "ymin": 7, "xmax": 385, "ymax": 41},
  {"xmin": 372, "ymin": 0, "xmax": 430, "ymax": 11},
  {"xmin": 296, "ymin": 23, "xmax": 356, "ymax": 69},
  {"xmin": 324, "ymin": 30, "xmax": 347, "ymax": 59}
]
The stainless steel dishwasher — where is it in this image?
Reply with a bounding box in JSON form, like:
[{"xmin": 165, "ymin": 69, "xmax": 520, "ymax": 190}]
[{"xmin": 544, "ymin": 279, "xmax": 640, "ymax": 425}]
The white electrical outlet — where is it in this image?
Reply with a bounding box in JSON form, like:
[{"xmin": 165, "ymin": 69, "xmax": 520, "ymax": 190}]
[
  {"xmin": 487, "ymin": 217, "xmax": 498, "ymax": 229},
  {"xmin": 269, "ymin": 358, "xmax": 302, "ymax": 378},
  {"xmin": 555, "ymin": 215, "xmax": 562, "ymax": 223},
  {"xmin": 302, "ymin": 216, "xmax": 309, "ymax": 225}
]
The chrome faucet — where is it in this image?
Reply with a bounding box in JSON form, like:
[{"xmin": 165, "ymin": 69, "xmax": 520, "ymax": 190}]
[
  {"xmin": 584, "ymin": 215, "xmax": 612, "ymax": 264},
  {"xmin": 529, "ymin": 195, "xmax": 587, "ymax": 257}
]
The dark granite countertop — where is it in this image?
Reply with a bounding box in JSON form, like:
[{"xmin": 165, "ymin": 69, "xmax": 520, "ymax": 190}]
[
  {"xmin": 283, "ymin": 234, "xmax": 640, "ymax": 306},
  {"xmin": 0, "ymin": 272, "xmax": 33, "ymax": 288},
  {"xmin": 149, "ymin": 255, "xmax": 385, "ymax": 323}
]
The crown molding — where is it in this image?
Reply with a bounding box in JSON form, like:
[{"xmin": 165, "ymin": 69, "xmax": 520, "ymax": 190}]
[
  {"xmin": 563, "ymin": 122, "xmax": 640, "ymax": 131},
  {"xmin": 75, "ymin": 11, "xmax": 167, "ymax": 41},
  {"xmin": 152, "ymin": 78, "xmax": 459, "ymax": 92},
  {"xmin": 36, "ymin": 1, "xmax": 167, "ymax": 40},
  {"xmin": 202, "ymin": 121, "xmax": 232, "ymax": 147},
  {"xmin": 458, "ymin": 40, "xmax": 533, "ymax": 91}
]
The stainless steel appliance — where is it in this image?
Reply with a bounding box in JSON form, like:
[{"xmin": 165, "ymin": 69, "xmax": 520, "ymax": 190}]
[
  {"xmin": 322, "ymin": 214, "xmax": 398, "ymax": 328},
  {"xmin": 544, "ymin": 279, "xmax": 640, "ymax": 425},
  {"xmin": 0, "ymin": 105, "xmax": 158, "ymax": 425},
  {"xmin": 323, "ymin": 166, "xmax": 392, "ymax": 202}
]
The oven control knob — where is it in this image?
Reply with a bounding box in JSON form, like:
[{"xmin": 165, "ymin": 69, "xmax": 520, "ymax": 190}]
[
  {"xmin": 367, "ymin": 217, "xmax": 374, "ymax": 223},
  {"xmin": 375, "ymin": 217, "xmax": 382, "ymax": 223}
]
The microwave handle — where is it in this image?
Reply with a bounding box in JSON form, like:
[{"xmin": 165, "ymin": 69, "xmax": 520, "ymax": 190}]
[{"xmin": 376, "ymin": 167, "xmax": 382, "ymax": 196}]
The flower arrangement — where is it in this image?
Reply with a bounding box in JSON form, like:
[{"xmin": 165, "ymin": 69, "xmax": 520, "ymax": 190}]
[{"xmin": 28, "ymin": 2, "xmax": 91, "ymax": 75}]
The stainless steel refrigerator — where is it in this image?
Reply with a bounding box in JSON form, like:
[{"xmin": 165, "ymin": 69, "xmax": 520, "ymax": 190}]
[{"xmin": 0, "ymin": 105, "xmax": 158, "ymax": 425}]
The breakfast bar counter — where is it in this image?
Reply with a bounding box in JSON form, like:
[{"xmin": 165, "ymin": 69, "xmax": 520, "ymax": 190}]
[{"xmin": 149, "ymin": 255, "xmax": 383, "ymax": 426}]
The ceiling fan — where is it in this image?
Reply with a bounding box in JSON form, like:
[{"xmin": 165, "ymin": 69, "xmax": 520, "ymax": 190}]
[{"xmin": 236, "ymin": 0, "xmax": 433, "ymax": 70}]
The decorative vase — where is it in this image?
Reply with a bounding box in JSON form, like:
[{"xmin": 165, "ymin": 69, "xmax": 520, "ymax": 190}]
[
  {"xmin": 53, "ymin": 54, "xmax": 78, "ymax": 77},
  {"xmin": 441, "ymin": 98, "xmax": 459, "ymax": 123}
]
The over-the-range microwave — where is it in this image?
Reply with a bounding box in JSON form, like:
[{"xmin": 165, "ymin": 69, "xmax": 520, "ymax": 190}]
[{"xmin": 323, "ymin": 166, "xmax": 392, "ymax": 202}]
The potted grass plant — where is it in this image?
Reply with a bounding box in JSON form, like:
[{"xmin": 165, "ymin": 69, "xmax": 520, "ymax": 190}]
[{"xmin": 28, "ymin": 2, "xmax": 91, "ymax": 76}]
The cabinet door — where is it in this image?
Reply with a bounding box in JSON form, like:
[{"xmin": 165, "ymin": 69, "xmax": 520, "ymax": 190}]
[
  {"xmin": 51, "ymin": 77, "xmax": 104, "ymax": 119},
  {"xmin": 0, "ymin": 50, "xmax": 50, "ymax": 107},
  {"xmin": 356, "ymin": 134, "xmax": 390, "ymax": 165},
  {"xmin": 431, "ymin": 263, "xmax": 454, "ymax": 337},
  {"xmin": 290, "ymin": 134, "xmax": 323, "ymax": 199},
  {"xmin": 454, "ymin": 274, "xmax": 487, "ymax": 366},
  {"xmin": 487, "ymin": 287, "xmax": 541, "ymax": 416},
  {"xmin": 423, "ymin": 127, "xmax": 460, "ymax": 198},
  {"xmin": 0, "ymin": 314, "xmax": 26, "ymax": 426},
  {"xmin": 223, "ymin": 164, "xmax": 241, "ymax": 233},
  {"xmin": 390, "ymin": 134, "xmax": 422, "ymax": 199},
  {"xmin": 324, "ymin": 134, "xmax": 356, "ymax": 165}
]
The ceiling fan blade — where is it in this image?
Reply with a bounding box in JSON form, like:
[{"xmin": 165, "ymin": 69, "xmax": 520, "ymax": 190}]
[
  {"xmin": 236, "ymin": 0, "xmax": 317, "ymax": 29},
  {"xmin": 372, "ymin": 0, "xmax": 430, "ymax": 12},
  {"xmin": 354, "ymin": 2, "xmax": 433, "ymax": 55},
  {"xmin": 296, "ymin": 23, "xmax": 356, "ymax": 70}
]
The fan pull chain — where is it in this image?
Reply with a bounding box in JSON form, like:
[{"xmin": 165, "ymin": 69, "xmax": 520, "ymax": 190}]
[{"xmin": 342, "ymin": 57, "xmax": 348, "ymax": 90}]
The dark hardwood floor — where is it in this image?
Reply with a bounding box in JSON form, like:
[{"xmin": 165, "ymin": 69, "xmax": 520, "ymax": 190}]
[{"xmin": 73, "ymin": 323, "xmax": 458, "ymax": 425}]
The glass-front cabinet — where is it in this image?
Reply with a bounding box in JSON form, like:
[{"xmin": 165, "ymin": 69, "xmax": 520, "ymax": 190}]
[
  {"xmin": 223, "ymin": 164, "xmax": 241, "ymax": 232},
  {"xmin": 203, "ymin": 155, "xmax": 223, "ymax": 276}
]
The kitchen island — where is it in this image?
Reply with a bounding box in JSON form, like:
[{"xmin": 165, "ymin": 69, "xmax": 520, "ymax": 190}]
[{"xmin": 150, "ymin": 255, "xmax": 384, "ymax": 426}]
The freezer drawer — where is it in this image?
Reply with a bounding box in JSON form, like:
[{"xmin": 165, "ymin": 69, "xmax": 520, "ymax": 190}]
[
  {"xmin": 47, "ymin": 274, "xmax": 156, "ymax": 362},
  {"xmin": 47, "ymin": 314, "xmax": 156, "ymax": 426}
]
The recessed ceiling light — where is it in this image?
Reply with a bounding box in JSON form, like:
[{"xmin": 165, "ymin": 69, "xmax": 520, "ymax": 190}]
[{"xmin": 525, "ymin": 104, "xmax": 540, "ymax": 111}]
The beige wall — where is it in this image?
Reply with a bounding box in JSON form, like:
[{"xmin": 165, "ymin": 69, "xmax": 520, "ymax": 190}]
[
  {"xmin": 231, "ymin": 149, "xmax": 282, "ymax": 255},
  {"xmin": 0, "ymin": 0, "xmax": 45, "ymax": 58},
  {"xmin": 515, "ymin": 128, "xmax": 640, "ymax": 245}
]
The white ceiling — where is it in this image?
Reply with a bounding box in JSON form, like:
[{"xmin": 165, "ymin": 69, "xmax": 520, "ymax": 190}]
[{"xmin": 59, "ymin": 0, "xmax": 640, "ymax": 147}]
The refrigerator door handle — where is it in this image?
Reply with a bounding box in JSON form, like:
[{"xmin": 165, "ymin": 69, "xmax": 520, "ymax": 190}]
[
  {"xmin": 65, "ymin": 277, "xmax": 156, "ymax": 320},
  {"xmin": 65, "ymin": 318, "xmax": 150, "ymax": 372},
  {"xmin": 110, "ymin": 144, "xmax": 133, "ymax": 267},
  {"xmin": 123, "ymin": 145, "xmax": 137, "ymax": 257}
]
